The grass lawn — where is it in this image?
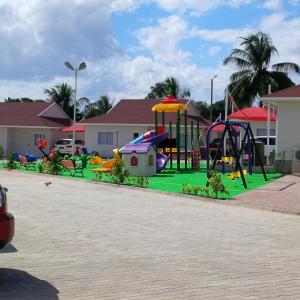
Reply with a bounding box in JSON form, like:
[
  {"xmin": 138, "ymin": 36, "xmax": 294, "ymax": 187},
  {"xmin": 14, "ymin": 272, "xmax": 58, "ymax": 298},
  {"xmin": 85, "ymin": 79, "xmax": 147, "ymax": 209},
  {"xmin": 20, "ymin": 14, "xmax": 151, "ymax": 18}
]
[{"xmin": 0, "ymin": 160, "xmax": 282, "ymax": 199}]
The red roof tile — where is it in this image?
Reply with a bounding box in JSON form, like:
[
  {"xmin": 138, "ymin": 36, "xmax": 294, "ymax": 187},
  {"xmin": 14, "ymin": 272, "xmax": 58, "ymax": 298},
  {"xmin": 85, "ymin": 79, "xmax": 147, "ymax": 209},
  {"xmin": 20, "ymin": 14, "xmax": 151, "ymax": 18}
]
[
  {"xmin": 265, "ymin": 84, "xmax": 300, "ymax": 97},
  {"xmin": 81, "ymin": 99, "xmax": 210, "ymax": 127},
  {"xmin": 0, "ymin": 102, "xmax": 70, "ymax": 127}
]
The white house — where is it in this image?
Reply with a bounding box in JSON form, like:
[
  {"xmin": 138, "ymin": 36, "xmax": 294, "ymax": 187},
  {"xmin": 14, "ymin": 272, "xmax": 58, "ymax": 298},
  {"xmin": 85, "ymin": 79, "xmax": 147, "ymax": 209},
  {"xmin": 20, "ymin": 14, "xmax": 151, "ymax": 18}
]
[
  {"xmin": 261, "ymin": 84, "xmax": 300, "ymax": 173},
  {"xmin": 0, "ymin": 102, "xmax": 71, "ymax": 157},
  {"xmin": 81, "ymin": 99, "xmax": 210, "ymax": 158}
]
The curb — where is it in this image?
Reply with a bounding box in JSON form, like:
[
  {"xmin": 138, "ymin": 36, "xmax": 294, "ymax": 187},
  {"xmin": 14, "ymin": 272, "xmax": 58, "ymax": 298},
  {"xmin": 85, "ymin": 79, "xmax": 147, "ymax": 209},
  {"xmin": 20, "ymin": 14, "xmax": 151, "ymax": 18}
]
[{"xmin": 0, "ymin": 168, "xmax": 299, "ymax": 216}]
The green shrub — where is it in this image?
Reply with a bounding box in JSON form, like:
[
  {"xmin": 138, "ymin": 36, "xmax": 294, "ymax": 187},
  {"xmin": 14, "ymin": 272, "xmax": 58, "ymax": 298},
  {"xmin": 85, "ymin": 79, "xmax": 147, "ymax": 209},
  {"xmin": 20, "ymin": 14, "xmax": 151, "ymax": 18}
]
[
  {"xmin": 44, "ymin": 150, "xmax": 62, "ymax": 175},
  {"xmin": 111, "ymin": 154, "xmax": 128, "ymax": 184},
  {"xmin": 37, "ymin": 163, "xmax": 44, "ymax": 173},
  {"xmin": 6, "ymin": 153, "xmax": 17, "ymax": 170},
  {"xmin": 208, "ymin": 171, "xmax": 229, "ymax": 198}
]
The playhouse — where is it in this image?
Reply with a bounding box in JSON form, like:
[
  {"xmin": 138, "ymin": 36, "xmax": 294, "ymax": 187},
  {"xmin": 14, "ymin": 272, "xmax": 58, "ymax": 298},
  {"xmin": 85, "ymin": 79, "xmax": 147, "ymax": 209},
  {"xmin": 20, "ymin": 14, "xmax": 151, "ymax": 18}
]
[{"xmin": 122, "ymin": 142, "xmax": 157, "ymax": 176}]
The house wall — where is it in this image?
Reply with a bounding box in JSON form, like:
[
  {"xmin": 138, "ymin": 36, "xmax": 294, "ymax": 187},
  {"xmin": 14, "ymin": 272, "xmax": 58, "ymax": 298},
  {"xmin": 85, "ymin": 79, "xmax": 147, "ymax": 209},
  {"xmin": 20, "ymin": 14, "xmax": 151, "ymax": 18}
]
[
  {"xmin": 274, "ymin": 102, "xmax": 300, "ymax": 173},
  {"xmin": 0, "ymin": 128, "xmax": 8, "ymax": 156},
  {"xmin": 6, "ymin": 128, "xmax": 52, "ymax": 157},
  {"xmin": 85, "ymin": 125, "xmax": 150, "ymax": 157}
]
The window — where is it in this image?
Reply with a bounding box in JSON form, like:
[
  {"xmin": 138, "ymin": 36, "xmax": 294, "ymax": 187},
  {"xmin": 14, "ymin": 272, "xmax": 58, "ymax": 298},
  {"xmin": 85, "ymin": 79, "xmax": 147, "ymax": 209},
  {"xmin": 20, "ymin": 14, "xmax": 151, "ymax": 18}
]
[
  {"xmin": 131, "ymin": 156, "xmax": 138, "ymax": 166},
  {"xmin": 98, "ymin": 132, "xmax": 113, "ymax": 145},
  {"xmin": 34, "ymin": 134, "xmax": 46, "ymax": 146},
  {"xmin": 148, "ymin": 155, "xmax": 154, "ymax": 166},
  {"xmin": 133, "ymin": 132, "xmax": 139, "ymax": 139},
  {"xmin": 256, "ymin": 128, "xmax": 276, "ymax": 136},
  {"xmin": 257, "ymin": 137, "xmax": 276, "ymax": 146},
  {"xmin": 56, "ymin": 140, "xmax": 71, "ymax": 145}
]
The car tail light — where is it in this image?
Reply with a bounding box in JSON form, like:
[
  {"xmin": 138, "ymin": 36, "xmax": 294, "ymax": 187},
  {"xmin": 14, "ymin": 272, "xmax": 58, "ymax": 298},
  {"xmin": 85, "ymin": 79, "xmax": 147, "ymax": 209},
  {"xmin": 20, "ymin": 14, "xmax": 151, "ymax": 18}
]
[{"xmin": 0, "ymin": 186, "xmax": 7, "ymax": 213}]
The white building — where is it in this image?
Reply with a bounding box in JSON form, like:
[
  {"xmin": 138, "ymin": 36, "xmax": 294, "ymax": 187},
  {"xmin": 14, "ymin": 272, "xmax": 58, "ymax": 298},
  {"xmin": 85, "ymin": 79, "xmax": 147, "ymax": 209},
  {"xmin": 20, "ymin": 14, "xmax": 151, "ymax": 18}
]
[
  {"xmin": 261, "ymin": 85, "xmax": 300, "ymax": 173},
  {"xmin": 0, "ymin": 102, "xmax": 70, "ymax": 157}
]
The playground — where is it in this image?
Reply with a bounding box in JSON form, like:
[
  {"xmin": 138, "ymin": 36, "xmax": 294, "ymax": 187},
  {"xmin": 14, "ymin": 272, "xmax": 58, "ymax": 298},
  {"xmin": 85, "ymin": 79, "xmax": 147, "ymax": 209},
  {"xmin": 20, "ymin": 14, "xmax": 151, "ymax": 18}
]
[{"xmin": 2, "ymin": 95, "xmax": 282, "ymax": 199}]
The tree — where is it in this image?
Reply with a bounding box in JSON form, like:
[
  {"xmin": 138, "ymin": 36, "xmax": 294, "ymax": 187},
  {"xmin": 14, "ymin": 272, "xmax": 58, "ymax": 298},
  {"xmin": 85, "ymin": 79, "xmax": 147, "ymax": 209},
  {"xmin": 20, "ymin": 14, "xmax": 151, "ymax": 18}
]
[
  {"xmin": 194, "ymin": 101, "xmax": 210, "ymax": 119},
  {"xmin": 223, "ymin": 32, "xmax": 300, "ymax": 107},
  {"xmin": 83, "ymin": 95, "xmax": 113, "ymax": 119},
  {"xmin": 44, "ymin": 83, "xmax": 74, "ymax": 118},
  {"xmin": 194, "ymin": 100, "xmax": 225, "ymax": 121},
  {"xmin": 4, "ymin": 97, "xmax": 45, "ymax": 103},
  {"xmin": 147, "ymin": 77, "xmax": 191, "ymax": 99}
]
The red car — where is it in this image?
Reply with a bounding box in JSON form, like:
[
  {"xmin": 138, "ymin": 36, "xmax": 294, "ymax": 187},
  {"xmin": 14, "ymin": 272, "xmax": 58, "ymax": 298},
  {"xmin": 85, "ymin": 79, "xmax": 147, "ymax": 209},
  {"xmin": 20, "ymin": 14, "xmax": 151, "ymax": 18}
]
[{"xmin": 0, "ymin": 186, "xmax": 14, "ymax": 249}]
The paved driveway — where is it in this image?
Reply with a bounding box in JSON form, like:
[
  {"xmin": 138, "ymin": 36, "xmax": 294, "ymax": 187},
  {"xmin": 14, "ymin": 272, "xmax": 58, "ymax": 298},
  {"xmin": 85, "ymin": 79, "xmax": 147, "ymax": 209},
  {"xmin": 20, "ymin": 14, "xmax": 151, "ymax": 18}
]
[{"xmin": 1, "ymin": 170, "xmax": 300, "ymax": 300}]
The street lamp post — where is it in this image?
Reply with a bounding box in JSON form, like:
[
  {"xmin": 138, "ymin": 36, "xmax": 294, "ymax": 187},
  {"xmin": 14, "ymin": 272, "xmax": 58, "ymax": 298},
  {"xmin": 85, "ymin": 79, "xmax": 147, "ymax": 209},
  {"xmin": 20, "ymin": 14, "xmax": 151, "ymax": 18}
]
[
  {"xmin": 64, "ymin": 61, "xmax": 86, "ymax": 155},
  {"xmin": 210, "ymin": 75, "xmax": 217, "ymax": 122}
]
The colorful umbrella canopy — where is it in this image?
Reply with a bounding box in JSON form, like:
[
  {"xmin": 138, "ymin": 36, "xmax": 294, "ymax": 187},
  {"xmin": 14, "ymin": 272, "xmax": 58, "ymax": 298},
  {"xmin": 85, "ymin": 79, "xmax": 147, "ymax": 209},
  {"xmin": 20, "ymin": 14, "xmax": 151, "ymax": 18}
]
[
  {"xmin": 151, "ymin": 95, "xmax": 187, "ymax": 113},
  {"xmin": 228, "ymin": 107, "xmax": 276, "ymax": 121},
  {"xmin": 60, "ymin": 124, "xmax": 85, "ymax": 132}
]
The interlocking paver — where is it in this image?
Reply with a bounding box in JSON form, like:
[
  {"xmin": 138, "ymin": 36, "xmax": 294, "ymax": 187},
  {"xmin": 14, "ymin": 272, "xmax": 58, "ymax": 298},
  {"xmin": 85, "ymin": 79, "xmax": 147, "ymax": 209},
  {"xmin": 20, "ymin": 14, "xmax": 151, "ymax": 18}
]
[{"xmin": 0, "ymin": 170, "xmax": 300, "ymax": 299}]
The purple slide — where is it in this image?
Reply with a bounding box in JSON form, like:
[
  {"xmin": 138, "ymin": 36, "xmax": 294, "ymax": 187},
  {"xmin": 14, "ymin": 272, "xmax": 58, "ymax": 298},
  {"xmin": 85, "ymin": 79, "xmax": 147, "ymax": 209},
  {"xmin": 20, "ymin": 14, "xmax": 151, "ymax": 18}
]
[{"xmin": 156, "ymin": 152, "xmax": 169, "ymax": 172}]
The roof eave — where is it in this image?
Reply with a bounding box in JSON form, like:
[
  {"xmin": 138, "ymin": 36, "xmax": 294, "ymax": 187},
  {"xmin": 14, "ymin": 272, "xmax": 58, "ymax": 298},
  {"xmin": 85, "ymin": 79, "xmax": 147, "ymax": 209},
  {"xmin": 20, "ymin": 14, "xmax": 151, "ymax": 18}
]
[{"xmin": 261, "ymin": 96, "xmax": 300, "ymax": 103}]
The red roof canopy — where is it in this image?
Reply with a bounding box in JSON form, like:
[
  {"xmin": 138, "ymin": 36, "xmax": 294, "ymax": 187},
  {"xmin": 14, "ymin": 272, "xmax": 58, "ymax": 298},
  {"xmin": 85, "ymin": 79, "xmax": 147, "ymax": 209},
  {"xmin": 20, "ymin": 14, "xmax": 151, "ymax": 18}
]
[
  {"xmin": 212, "ymin": 124, "xmax": 240, "ymax": 132},
  {"xmin": 228, "ymin": 107, "xmax": 276, "ymax": 121},
  {"xmin": 61, "ymin": 124, "xmax": 85, "ymax": 132}
]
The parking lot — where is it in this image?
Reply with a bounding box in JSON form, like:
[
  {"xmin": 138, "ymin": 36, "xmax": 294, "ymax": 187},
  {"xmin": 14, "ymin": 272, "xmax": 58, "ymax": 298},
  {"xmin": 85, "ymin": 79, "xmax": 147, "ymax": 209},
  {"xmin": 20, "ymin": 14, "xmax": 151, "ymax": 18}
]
[{"xmin": 1, "ymin": 170, "xmax": 300, "ymax": 299}]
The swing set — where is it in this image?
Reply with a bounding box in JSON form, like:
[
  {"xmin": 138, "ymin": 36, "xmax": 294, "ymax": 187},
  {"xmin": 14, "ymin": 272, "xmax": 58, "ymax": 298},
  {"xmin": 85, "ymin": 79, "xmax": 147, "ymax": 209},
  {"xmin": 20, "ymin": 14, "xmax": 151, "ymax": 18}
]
[{"xmin": 206, "ymin": 120, "xmax": 268, "ymax": 189}]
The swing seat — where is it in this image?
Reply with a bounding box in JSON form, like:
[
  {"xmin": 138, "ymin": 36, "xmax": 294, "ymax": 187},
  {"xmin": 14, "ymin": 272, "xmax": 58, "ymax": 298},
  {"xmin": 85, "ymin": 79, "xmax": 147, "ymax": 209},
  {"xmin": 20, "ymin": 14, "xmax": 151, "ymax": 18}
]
[{"xmin": 227, "ymin": 173, "xmax": 236, "ymax": 180}]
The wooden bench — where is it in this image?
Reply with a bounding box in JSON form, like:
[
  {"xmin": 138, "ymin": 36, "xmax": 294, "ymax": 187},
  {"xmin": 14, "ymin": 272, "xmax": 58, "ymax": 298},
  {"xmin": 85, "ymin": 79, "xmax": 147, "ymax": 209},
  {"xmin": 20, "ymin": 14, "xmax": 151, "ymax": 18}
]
[{"xmin": 61, "ymin": 159, "xmax": 84, "ymax": 177}]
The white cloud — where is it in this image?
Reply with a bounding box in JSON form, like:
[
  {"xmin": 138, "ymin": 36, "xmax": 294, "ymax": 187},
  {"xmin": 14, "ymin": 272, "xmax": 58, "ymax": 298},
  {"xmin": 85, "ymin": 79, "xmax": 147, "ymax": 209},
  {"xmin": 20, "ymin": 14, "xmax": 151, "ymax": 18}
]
[
  {"xmin": 136, "ymin": 15, "xmax": 190, "ymax": 62},
  {"xmin": 208, "ymin": 46, "xmax": 222, "ymax": 57},
  {"xmin": 262, "ymin": 0, "xmax": 282, "ymax": 10}
]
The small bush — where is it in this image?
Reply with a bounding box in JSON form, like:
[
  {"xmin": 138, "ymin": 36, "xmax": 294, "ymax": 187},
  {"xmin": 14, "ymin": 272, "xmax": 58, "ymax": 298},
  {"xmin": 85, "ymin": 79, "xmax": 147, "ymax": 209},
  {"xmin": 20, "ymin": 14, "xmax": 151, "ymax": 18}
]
[
  {"xmin": 37, "ymin": 163, "xmax": 44, "ymax": 173},
  {"xmin": 208, "ymin": 171, "xmax": 229, "ymax": 198},
  {"xmin": 6, "ymin": 153, "xmax": 17, "ymax": 170},
  {"xmin": 111, "ymin": 154, "xmax": 129, "ymax": 184}
]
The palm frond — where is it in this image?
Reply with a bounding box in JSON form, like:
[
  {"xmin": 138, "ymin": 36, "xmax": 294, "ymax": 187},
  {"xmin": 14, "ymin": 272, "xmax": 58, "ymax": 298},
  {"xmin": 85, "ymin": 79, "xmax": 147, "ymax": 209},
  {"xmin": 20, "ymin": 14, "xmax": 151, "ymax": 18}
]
[{"xmin": 272, "ymin": 62, "xmax": 300, "ymax": 73}]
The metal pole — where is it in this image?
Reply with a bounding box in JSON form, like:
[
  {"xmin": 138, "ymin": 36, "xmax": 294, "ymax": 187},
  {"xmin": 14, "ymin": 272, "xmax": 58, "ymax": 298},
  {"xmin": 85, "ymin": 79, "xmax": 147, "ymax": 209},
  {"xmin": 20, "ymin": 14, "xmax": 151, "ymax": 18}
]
[
  {"xmin": 176, "ymin": 110, "xmax": 180, "ymax": 171},
  {"xmin": 154, "ymin": 111, "xmax": 158, "ymax": 135},
  {"xmin": 72, "ymin": 68, "xmax": 78, "ymax": 155},
  {"xmin": 267, "ymin": 102, "xmax": 270, "ymax": 165},
  {"xmin": 224, "ymin": 88, "xmax": 229, "ymax": 157},
  {"xmin": 210, "ymin": 78, "xmax": 213, "ymax": 121},
  {"xmin": 184, "ymin": 111, "xmax": 187, "ymax": 170},
  {"xmin": 169, "ymin": 121, "xmax": 173, "ymax": 169}
]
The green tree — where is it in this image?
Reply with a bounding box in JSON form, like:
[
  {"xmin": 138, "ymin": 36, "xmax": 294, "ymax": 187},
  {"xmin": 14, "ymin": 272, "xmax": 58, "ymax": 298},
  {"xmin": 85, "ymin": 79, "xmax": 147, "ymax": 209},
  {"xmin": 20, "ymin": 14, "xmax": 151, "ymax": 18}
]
[
  {"xmin": 147, "ymin": 77, "xmax": 191, "ymax": 99},
  {"xmin": 194, "ymin": 101, "xmax": 210, "ymax": 119},
  {"xmin": 44, "ymin": 83, "xmax": 74, "ymax": 118},
  {"xmin": 4, "ymin": 97, "xmax": 45, "ymax": 103},
  {"xmin": 44, "ymin": 83, "xmax": 89, "ymax": 119},
  {"xmin": 83, "ymin": 95, "xmax": 113, "ymax": 119},
  {"xmin": 223, "ymin": 32, "xmax": 300, "ymax": 107}
]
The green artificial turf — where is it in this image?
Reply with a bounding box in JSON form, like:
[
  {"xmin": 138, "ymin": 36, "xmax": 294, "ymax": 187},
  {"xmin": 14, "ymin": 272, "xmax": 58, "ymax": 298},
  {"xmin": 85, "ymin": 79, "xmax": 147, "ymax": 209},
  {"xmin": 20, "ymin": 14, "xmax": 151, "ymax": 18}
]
[{"xmin": 0, "ymin": 161, "xmax": 282, "ymax": 200}]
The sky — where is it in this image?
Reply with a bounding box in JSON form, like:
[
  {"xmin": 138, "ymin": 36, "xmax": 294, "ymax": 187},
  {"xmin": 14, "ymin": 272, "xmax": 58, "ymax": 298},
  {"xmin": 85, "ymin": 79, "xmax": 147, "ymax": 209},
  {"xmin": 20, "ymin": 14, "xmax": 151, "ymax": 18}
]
[{"xmin": 1, "ymin": 0, "xmax": 300, "ymax": 104}]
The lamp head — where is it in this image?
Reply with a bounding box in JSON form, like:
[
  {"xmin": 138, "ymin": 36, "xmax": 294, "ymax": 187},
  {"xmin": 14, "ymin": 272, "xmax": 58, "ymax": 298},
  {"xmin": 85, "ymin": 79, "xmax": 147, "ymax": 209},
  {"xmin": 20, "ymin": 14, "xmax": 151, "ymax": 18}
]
[
  {"xmin": 64, "ymin": 61, "xmax": 75, "ymax": 71},
  {"xmin": 78, "ymin": 62, "xmax": 86, "ymax": 71}
]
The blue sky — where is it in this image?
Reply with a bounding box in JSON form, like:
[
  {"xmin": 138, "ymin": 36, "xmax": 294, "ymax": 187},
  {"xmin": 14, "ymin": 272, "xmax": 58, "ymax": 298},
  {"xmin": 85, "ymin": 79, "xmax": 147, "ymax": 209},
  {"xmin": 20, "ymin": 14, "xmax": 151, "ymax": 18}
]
[{"xmin": 0, "ymin": 0, "xmax": 300, "ymax": 103}]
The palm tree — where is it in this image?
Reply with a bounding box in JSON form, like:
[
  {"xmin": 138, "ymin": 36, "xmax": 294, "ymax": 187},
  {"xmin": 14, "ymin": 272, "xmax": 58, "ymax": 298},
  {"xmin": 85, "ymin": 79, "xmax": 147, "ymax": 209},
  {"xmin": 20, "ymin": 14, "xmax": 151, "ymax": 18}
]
[
  {"xmin": 44, "ymin": 83, "xmax": 74, "ymax": 118},
  {"xmin": 147, "ymin": 77, "xmax": 191, "ymax": 99},
  {"xmin": 83, "ymin": 95, "xmax": 113, "ymax": 119},
  {"xmin": 223, "ymin": 32, "xmax": 300, "ymax": 107}
]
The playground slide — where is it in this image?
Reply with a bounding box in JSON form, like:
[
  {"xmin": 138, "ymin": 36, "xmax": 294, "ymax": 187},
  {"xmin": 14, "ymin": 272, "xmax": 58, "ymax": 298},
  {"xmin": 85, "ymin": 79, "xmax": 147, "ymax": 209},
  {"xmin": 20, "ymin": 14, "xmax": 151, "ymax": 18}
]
[
  {"xmin": 156, "ymin": 152, "xmax": 168, "ymax": 172},
  {"xmin": 128, "ymin": 130, "xmax": 169, "ymax": 172}
]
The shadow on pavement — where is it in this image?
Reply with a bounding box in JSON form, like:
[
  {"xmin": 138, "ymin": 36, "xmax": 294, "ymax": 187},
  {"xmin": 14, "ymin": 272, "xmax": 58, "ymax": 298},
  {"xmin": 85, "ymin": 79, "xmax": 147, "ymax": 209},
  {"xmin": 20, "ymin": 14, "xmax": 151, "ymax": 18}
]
[
  {"xmin": 0, "ymin": 244, "xmax": 18, "ymax": 253},
  {"xmin": 0, "ymin": 269, "xmax": 59, "ymax": 300}
]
